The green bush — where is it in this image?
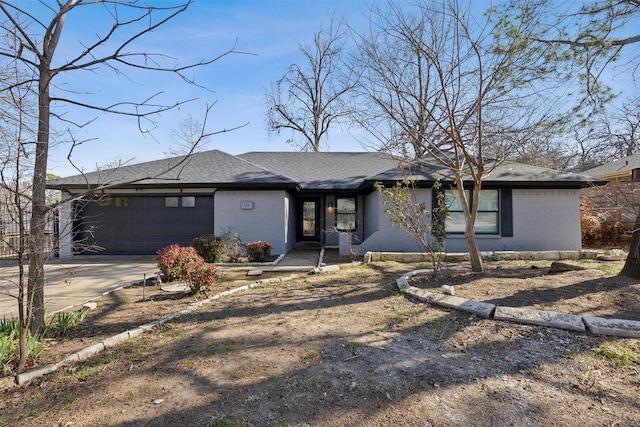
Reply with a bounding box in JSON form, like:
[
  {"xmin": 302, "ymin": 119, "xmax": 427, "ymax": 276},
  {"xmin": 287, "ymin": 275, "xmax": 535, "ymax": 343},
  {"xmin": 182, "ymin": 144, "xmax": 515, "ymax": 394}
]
[
  {"xmin": 155, "ymin": 244, "xmax": 203, "ymax": 282},
  {"xmin": 192, "ymin": 235, "xmax": 225, "ymax": 262},
  {"xmin": 245, "ymin": 240, "xmax": 273, "ymax": 262},
  {"xmin": 218, "ymin": 229, "xmax": 245, "ymax": 262}
]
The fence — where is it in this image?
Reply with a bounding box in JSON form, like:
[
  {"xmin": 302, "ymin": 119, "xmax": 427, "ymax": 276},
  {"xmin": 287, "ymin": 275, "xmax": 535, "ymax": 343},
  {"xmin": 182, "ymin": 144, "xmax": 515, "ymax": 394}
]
[{"xmin": 0, "ymin": 209, "xmax": 58, "ymax": 259}]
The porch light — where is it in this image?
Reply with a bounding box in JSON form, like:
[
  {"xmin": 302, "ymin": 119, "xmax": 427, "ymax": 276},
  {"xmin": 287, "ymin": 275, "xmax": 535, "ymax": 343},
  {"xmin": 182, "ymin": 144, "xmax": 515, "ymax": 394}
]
[{"xmin": 327, "ymin": 202, "xmax": 334, "ymax": 214}]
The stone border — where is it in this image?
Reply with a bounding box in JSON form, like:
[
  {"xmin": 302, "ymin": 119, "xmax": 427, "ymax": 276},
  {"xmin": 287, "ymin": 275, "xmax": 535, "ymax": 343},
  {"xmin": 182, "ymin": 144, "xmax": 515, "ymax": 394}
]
[
  {"xmin": 397, "ymin": 269, "xmax": 640, "ymax": 338},
  {"xmin": 5, "ymin": 273, "xmax": 303, "ymax": 390},
  {"xmin": 366, "ymin": 249, "xmax": 606, "ymax": 264}
]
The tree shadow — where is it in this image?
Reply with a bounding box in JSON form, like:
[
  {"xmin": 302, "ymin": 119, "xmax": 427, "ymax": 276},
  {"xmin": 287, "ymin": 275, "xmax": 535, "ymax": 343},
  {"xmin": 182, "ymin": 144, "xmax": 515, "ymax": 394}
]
[{"xmin": 5, "ymin": 265, "xmax": 639, "ymax": 426}]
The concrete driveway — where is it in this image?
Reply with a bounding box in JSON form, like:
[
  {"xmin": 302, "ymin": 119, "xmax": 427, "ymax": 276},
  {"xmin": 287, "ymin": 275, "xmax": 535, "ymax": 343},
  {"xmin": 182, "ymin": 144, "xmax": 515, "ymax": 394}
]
[{"xmin": 0, "ymin": 256, "xmax": 159, "ymax": 319}]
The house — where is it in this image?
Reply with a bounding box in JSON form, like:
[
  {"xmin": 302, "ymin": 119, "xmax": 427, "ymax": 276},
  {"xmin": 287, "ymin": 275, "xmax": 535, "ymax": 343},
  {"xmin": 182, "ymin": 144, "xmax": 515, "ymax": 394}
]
[
  {"xmin": 48, "ymin": 149, "xmax": 604, "ymax": 257},
  {"xmin": 583, "ymin": 153, "xmax": 640, "ymax": 228}
]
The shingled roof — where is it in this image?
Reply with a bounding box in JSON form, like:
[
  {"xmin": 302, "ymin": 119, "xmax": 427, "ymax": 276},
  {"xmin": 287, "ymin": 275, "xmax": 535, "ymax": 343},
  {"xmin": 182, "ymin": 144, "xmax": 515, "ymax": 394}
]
[
  {"xmin": 49, "ymin": 149, "xmax": 604, "ymax": 192},
  {"xmin": 238, "ymin": 151, "xmax": 399, "ymax": 190},
  {"xmin": 366, "ymin": 159, "xmax": 604, "ymax": 189},
  {"xmin": 583, "ymin": 153, "xmax": 640, "ymax": 180},
  {"xmin": 48, "ymin": 150, "xmax": 297, "ymax": 190}
]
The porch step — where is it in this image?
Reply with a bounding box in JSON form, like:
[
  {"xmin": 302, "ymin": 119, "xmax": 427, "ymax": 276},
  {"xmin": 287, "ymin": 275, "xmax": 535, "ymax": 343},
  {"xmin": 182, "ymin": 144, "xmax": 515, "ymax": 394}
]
[{"xmin": 246, "ymin": 269, "xmax": 263, "ymax": 277}]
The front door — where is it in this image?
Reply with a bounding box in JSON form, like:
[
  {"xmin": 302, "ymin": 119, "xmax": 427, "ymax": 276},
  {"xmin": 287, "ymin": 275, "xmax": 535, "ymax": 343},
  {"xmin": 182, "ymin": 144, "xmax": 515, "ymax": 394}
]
[{"xmin": 298, "ymin": 198, "xmax": 321, "ymax": 241}]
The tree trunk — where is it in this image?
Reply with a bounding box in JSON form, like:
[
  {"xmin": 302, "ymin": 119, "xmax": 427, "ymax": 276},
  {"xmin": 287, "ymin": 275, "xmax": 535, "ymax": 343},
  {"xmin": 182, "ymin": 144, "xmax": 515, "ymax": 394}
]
[
  {"xmin": 465, "ymin": 225, "xmax": 484, "ymax": 272},
  {"xmin": 621, "ymin": 216, "xmax": 640, "ymax": 279},
  {"xmin": 28, "ymin": 66, "xmax": 51, "ymax": 335},
  {"xmin": 456, "ymin": 178, "xmax": 484, "ymax": 273}
]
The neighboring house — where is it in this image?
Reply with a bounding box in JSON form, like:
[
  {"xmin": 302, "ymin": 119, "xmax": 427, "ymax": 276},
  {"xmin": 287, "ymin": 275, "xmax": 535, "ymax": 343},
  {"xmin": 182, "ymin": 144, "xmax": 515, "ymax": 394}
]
[
  {"xmin": 48, "ymin": 149, "xmax": 603, "ymax": 257},
  {"xmin": 583, "ymin": 153, "xmax": 640, "ymax": 228}
]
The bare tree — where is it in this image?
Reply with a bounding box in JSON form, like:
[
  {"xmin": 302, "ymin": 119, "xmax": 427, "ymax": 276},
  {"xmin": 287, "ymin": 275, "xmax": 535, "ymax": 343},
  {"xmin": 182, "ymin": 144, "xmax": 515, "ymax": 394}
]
[
  {"xmin": 266, "ymin": 17, "xmax": 355, "ymax": 151},
  {"xmin": 0, "ymin": 0, "xmax": 238, "ymax": 348},
  {"xmin": 600, "ymin": 98, "xmax": 640, "ymax": 160},
  {"xmin": 351, "ymin": 1, "xmax": 558, "ymax": 272},
  {"xmin": 167, "ymin": 113, "xmax": 212, "ymax": 156},
  {"xmin": 0, "ymin": 59, "xmax": 38, "ymax": 373}
]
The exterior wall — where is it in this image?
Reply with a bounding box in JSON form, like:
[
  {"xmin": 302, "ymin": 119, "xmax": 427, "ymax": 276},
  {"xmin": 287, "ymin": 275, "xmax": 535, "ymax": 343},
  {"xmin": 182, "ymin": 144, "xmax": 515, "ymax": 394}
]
[
  {"xmin": 323, "ymin": 195, "xmax": 364, "ymax": 246},
  {"xmin": 357, "ymin": 189, "xmax": 428, "ymax": 253},
  {"xmin": 358, "ymin": 188, "xmax": 582, "ymax": 254},
  {"xmin": 508, "ymin": 188, "xmax": 581, "ymax": 251},
  {"xmin": 443, "ymin": 188, "xmax": 581, "ymax": 252},
  {"xmin": 284, "ymin": 192, "xmax": 296, "ymax": 252},
  {"xmin": 214, "ymin": 190, "xmax": 289, "ymax": 254},
  {"xmin": 58, "ymin": 191, "xmax": 74, "ymax": 258}
]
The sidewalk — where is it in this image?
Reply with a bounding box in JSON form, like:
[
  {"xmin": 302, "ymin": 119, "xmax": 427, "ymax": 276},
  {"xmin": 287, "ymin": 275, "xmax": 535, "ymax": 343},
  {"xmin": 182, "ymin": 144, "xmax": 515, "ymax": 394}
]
[
  {"xmin": 0, "ymin": 256, "xmax": 158, "ymax": 319},
  {"xmin": 0, "ymin": 248, "xmax": 324, "ymax": 319}
]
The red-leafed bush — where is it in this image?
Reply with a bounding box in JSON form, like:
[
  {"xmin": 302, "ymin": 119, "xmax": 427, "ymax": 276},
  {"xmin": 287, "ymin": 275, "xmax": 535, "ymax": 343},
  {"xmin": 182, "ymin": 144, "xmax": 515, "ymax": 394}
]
[
  {"xmin": 184, "ymin": 261, "xmax": 222, "ymax": 294},
  {"xmin": 155, "ymin": 244, "xmax": 202, "ymax": 282},
  {"xmin": 581, "ymin": 202, "xmax": 624, "ymax": 246},
  {"xmin": 245, "ymin": 240, "xmax": 273, "ymax": 262}
]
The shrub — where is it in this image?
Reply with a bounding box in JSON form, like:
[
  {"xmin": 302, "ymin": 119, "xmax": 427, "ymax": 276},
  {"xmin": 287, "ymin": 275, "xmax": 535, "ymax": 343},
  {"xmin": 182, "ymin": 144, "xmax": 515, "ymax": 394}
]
[
  {"xmin": 184, "ymin": 261, "xmax": 222, "ymax": 294},
  {"xmin": 245, "ymin": 240, "xmax": 273, "ymax": 262},
  {"xmin": 580, "ymin": 201, "xmax": 624, "ymax": 246},
  {"xmin": 155, "ymin": 244, "xmax": 202, "ymax": 282},
  {"xmin": 218, "ymin": 229, "xmax": 245, "ymax": 262},
  {"xmin": 192, "ymin": 235, "xmax": 224, "ymax": 262}
]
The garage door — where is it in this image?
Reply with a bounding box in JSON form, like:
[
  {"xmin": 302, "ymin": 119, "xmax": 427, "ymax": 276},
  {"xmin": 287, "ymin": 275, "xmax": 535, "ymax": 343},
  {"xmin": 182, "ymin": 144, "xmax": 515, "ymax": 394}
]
[{"xmin": 77, "ymin": 195, "xmax": 214, "ymax": 255}]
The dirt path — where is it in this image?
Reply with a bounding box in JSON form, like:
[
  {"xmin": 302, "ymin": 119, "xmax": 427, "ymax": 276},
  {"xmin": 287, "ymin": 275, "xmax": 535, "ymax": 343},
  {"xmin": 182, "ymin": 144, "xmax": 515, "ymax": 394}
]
[{"xmin": 1, "ymin": 259, "xmax": 639, "ymax": 426}]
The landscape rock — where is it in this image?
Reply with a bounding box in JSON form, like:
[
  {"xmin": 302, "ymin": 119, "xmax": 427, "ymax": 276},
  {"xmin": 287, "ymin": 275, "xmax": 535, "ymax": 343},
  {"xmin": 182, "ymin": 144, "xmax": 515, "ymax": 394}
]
[
  {"xmin": 583, "ymin": 316, "xmax": 640, "ymax": 337},
  {"xmin": 596, "ymin": 249, "xmax": 626, "ymax": 262},
  {"xmin": 494, "ymin": 306, "xmax": 585, "ymax": 332},
  {"xmin": 547, "ymin": 261, "xmax": 586, "ymax": 275}
]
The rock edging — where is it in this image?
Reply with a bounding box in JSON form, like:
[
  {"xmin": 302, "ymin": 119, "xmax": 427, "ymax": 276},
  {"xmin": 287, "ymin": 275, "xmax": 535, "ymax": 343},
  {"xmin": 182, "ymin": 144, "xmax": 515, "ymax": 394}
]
[
  {"xmin": 397, "ymin": 269, "xmax": 640, "ymax": 338},
  {"xmin": 8, "ymin": 273, "xmax": 303, "ymax": 390}
]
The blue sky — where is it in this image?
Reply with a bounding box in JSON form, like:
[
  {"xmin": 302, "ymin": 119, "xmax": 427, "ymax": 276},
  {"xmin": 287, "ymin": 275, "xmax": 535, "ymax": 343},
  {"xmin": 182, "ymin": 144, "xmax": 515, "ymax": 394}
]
[
  {"xmin": 46, "ymin": 0, "xmax": 378, "ymax": 177},
  {"xmin": 39, "ymin": 0, "xmax": 639, "ymax": 177}
]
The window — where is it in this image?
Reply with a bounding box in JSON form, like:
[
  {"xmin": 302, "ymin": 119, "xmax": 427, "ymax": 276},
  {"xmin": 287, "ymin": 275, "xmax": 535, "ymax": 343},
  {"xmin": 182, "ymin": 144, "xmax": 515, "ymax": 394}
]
[
  {"xmin": 444, "ymin": 189, "xmax": 499, "ymax": 234},
  {"xmin": 98, "ymin": 195, "xmax": 112, "ymax": 207},
  {"xmin": 115, "ymin": 197, "xmax": 128, "ymax": 208},
  {"xmin": 165, "ymin": 197, "xmax": 179, "ymax": 208},
  {"xmin": 182, "ymin": 196, "xmax": 195, "ymax": 208},
  {"xmin": 336, "ymin": 197, "xmax": 356, "ymax": 231}
]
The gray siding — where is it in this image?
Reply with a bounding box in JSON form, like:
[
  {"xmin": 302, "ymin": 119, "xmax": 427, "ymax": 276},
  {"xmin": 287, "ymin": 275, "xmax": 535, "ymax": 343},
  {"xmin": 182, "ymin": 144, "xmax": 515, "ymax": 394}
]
[
  {"xmin": 214, "ymin": 190, "xmax": 289, "ymax": 254},
  {"xmin": 358, "ymin": 188, "xmax": 582, "ymax": 254}
]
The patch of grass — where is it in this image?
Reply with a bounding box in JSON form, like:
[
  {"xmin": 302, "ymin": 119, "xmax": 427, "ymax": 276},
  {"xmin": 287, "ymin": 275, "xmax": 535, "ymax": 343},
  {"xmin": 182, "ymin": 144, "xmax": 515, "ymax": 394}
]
[
  {"xmin": 205, "ymin": 415, "xmax": 247, "ymax": 427},
  {"xmin": 56, "ymin": 364, "xmax": 102, "ymax": 382},
  {"xmin": 384, "ymin": 308, "xmax": 421, "ymax": 323},
  {"xmin": 366, "ymin": 379, "xmax": 392, "ymax": 400},
  {"xmin": 22, "ymin": 391, "xmax": 44, "ymax": 406},
  {"xmin": 301, "ymin": 349, "xmax": 320, "ymax": 360},
  {"xmin": 595, "ymin": 341, "xmax": 640, "ymax": 366},
  {"xmin": 199, "ymin": 341, "xmax": 237, "ymax": 357},
  {"xmin": 412, "ymin": 378, "xmax": 428, "ymax": 389},
  {"xmin": 63, "ymin": 392, "xmax": 76, "ymax": 407},
  {"xmin": 269, "ymin": 374, "xmax": 327, "ymax": 398},
  {"xmin": 0, "ymin": 415, "xmax": 6, "ymax": 426},
  {"xmin": 346, "ymin": 341, "xmax": 366, "ymax": 351}
]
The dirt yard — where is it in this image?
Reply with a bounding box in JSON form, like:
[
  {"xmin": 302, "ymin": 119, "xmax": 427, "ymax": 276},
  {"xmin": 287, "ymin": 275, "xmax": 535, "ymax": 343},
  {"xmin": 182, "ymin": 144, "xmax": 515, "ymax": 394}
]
[{"xmin": 1, "ymin": 256, "xmax": 640, "ymax": 427}]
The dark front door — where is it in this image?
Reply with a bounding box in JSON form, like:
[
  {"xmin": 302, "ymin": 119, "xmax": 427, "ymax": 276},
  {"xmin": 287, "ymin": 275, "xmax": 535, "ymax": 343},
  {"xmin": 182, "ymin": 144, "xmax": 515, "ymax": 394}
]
[{"xmin": 298, "ymin": 198, "xmax": 321, "ymax": 241}]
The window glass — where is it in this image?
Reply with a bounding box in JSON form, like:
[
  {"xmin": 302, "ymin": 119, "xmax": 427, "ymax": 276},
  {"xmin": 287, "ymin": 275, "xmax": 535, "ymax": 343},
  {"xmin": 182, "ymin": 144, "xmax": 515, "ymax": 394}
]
[
  {"xmin": 182, "ymin": 196, "xmax": 195, "ymax": 208},
  {"xmin": 445, "ymin": 190, "xmax": 469, "ymax": 211},
  {"xmin": 165, "ymin": 197, "xmax": 179, "ymax": 208},
  {"xmin": 98, "ymin": 196, "xmax": 112, "ymax": 207},
  {"xmin": 478, "ymin": 190, "xmax": 499, "ymax": 211},
  {"xmin": 336, "ymin": 197, "xmax": 356, "ymax": 231},
  {"xmin": 444, "ymin": 189, "xmax": 499, "ymax": 234}
]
